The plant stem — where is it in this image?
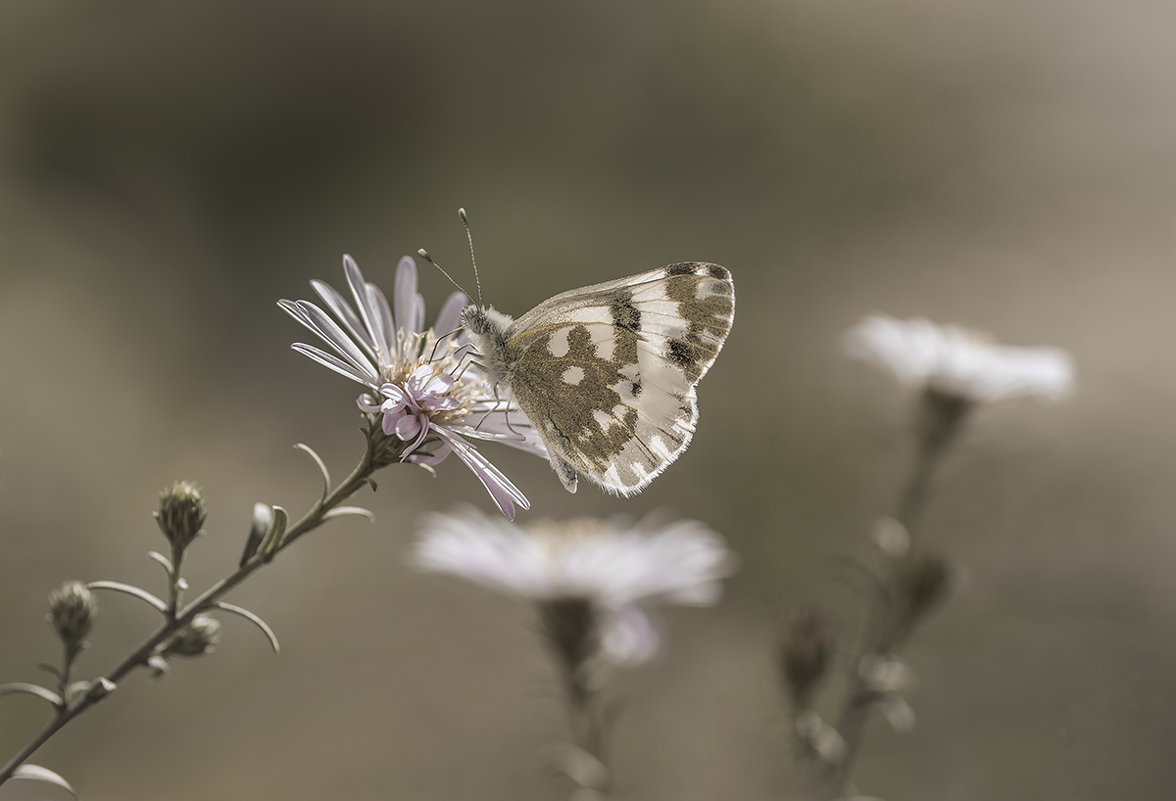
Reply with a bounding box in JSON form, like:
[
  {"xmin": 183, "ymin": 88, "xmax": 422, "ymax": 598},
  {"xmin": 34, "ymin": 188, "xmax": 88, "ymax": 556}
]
[
  {"xmin": 821, "ymin": 395, "xmax": 964, "ymax": 798},
  {"xmin": 0, "ymin": 446, "xmax": 377, "ymax": 786}
]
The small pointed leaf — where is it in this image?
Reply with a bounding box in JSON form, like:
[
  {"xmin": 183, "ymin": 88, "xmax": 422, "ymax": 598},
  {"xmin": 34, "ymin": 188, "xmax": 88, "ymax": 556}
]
[
  {"xmin": 216, "ymin": 602, "xmax": 280, "ymax": 654},
  {"xmin": 12, "ymin": 764, "xmax": 77, "ymax": 798},
  {"xmin": 147, "ymin": 655, "xmax": 169, "ymax": 678},
  {"xmin": 259, "ymin": 506, "xmax": 289, "ymax": 558},
  {"xmin": 146, "ymin": 550, "xmax": 174, "ymax": 576},
  {"xmin": 88, "ymin": 581, "xmax": 168, "ymax": 613},
  {"xmin": 794, "ymin": 710, "xmax": 847, "ymax": 766},
  {"xmin": 36, "ymin": 663, "xmax": 63, "ymax": 680},
  {"xmin": 322, "ymin": 506, "xmax": 374, "ymax": 522},
  {"xmin": 879, "ymin": 694, "xmax": 916, "ymax": 732},
  {"xmin": 240, "ymin": 503, "xmax": 273, "ymax": 567},
  {"xmin": 295, "ymin": 442, "xmax": 332, "ymax": 502},
  {"xmin": 0, "ymin": 683, "xmax": 63, "ymax": 708},
  {"xmin": 64, "ymin": 681, "xmax": 91, "ymax": 704},
  {"xmin": 549, "ymin": 743, "xmax": 608, "ymax": 790},
  {"xmin": 88, "ymin": 678, "xmax": 116, "ymax": 701}
]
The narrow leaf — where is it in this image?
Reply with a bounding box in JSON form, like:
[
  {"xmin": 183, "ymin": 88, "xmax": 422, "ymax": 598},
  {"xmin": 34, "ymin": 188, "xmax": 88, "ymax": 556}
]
[
  {"xmin": 260, "ymin": 505, "xmax": 289, "ymax": 558},
  {"xmin": 0, "ymin": 683, "xmax": 63, "ymax": 708},
  {"xmin": 216, "ymin": 602, "xmax": 280, "ymax": 654},
  {"xmin": 12, "ymin": 764, "xmax": 77, "ymax": 798},
  {"xmin": 88, "ymin": 580, "xmax": 168, "ymax": 613},
  {"xmin": 295, "ymin": 442, "xmax": 332, "ymax": 502},
  {"xmin": 36, "ymin": 663, "xmax": 63, "ymax": 680},
  {"xmin": 240, "ymin": 503, "xmax": 273, "ymax": 567},
  {"xmin": 146, "ymin": 550, "xmax": 174, "ymax": 575},
  {"xmin": 322, "ymin": 506, "xmax": 374, "ymax": 522}
]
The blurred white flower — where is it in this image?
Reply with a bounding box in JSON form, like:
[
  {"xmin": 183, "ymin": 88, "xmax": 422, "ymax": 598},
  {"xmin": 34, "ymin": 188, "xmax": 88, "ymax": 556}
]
[
  {"xmin": 413, "ymin": 506, "xmax": 736, "ymax": 666},
  {"xmin": 279, "ymin": 255, "xmax": 547, "ymax": 519},
  {"xmin": 844, "ymin": 314, "xmax": 1074, "ymax": 404}
]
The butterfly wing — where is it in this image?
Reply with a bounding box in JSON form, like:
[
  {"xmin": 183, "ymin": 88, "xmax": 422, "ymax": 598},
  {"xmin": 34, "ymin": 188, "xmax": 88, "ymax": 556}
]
[{"xmin": 502, "ymin": 262, "xmax": 734, "ymax": 496}]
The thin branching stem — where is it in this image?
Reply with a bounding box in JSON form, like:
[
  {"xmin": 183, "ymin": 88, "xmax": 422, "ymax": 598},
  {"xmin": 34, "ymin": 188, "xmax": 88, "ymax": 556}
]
[
  {"xmin": 821, "ymin": 400, "xmax": 964, "ymax": 798},
  {"xmin": 0, "ymin": 445, "xmax": 379, "ymax": 786}
]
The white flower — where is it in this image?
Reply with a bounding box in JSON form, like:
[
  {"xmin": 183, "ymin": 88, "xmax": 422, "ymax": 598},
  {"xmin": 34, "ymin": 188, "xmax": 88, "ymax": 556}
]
[
  {"xmin": 413, "ymin": 506, "xmax": 737, "ymax": 665},
  {"xmin": 279, "ymin": 255, "xmax": 547, "ymax": 519},
  {"xmin": 844, "ymin": 314, "xmax": 1074, "ymax": 404}
]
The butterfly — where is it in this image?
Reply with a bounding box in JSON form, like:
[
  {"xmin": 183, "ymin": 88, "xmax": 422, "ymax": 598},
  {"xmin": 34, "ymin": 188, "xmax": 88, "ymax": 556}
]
[{"xmin": 460, "ymin": 262, "xmax": 735, "ymax": 496}]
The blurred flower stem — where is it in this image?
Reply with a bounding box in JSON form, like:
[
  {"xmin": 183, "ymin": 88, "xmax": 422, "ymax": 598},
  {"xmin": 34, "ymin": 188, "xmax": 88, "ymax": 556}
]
[
  {"xmin": 821, "ymin": 391, "xmax": 966, "ymax": 798},
  {"xmin": 540, "ymin": 599, "xmax": 613, "ymax": 799},
  {"xmin": 0, "ymin": 443, "xmax": 381, "ymax": 787}
]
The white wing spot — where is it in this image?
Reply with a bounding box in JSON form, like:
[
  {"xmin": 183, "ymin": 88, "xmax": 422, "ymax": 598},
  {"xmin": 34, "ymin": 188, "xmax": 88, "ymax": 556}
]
[
  {"xmin": 562, "ymin": 366, "xmax": 586, "ymax": 385},
  {"xmin": 549, "ymin": 328, "xmax": 571, "ymax": 357},
  {"xmin": 593, "ymin": 409, "xmax": 615, "ymax": 431}
]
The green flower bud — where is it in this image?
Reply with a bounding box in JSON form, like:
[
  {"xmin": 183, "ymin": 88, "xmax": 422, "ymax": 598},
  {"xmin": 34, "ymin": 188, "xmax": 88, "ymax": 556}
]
[
  {"xmin": 48, "ymin": 581, "xmax": 96, "ymax": 653},
  {"xmin": 155, "ymin": 481, "xmax": 206, "ymax": 553},
  {"xmin": 163, "ymin": 614, "xmax": 221, "ymax": 658}
]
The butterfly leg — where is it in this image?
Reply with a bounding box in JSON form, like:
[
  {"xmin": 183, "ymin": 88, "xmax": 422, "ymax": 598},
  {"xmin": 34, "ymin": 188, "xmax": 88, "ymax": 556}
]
[{"xmin": 548, "ymin": 452, "xmax": 579, "ymax": 494}]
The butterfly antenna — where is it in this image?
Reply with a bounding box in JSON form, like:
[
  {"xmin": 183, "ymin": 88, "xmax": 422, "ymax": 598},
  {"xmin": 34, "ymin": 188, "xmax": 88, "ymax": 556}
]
[
  {"xmin": 458, "ymin": 208, "xmax": 484, "ymax": 306},
  {"xmin": 416, "ymin": 248, "xmax": 470, "ymax": 299}
]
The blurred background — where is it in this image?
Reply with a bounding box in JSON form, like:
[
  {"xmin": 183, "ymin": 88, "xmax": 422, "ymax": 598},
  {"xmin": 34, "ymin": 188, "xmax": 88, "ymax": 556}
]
[{"xmin": 2, "ymin": 1, "xmax": 1175, "ymax": 799}]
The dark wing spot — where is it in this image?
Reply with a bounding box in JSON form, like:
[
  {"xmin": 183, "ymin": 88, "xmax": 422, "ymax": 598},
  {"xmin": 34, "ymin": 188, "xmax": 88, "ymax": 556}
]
[
  {"xmin": 707, "ymin": 264, "xmax": 729, "ymax": 280},
  {"xmin": 611, "ymin": 293, "xmax": 642, "ymax": 333},
  {"xmin": 668, "ymin": 339, "xmax": 694, "ymax": 368},
  {"xmin": 567, "ymin": 325, "xmax": 596, "ymax": 357},
  {"xmin": 631, "ymin": 380, "xmax": 643, "ymax": 397},
  {"xmin": 666, "ymin": 263, "xmax": 695, "ymax": 276}
]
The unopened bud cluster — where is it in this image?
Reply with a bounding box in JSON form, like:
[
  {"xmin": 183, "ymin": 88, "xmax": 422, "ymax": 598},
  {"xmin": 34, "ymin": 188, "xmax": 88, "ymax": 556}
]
[
  {"xmin": 163, "ymin": 614, "xmax": 222, "ymax": 658},
  {"xmin": 155, "ymin": 481, "xmax": 206, "ymax": 553},
  {"xmin": 48, "ymin": 580, "xmax": 97, "ymax": 654},
  {"xmin": 778, "ymin": 603, "xmax": 836, "ymax": 711}
]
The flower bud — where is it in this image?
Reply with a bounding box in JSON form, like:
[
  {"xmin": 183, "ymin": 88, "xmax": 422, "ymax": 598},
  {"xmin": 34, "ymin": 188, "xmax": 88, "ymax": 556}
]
[
  {"xmin": 48, "ymin": 581, "xmax": 96, "ymax": 653},
  {"xmin": 893, "ymin": 552, "xmax": 954, "ymax": 644},
  {"xmin": 155, "ymin": 481, "xmax": 206, "ymax": 553},
  {"xmin": 778, "ymin": 603, "xmax": 836, "ymax": 711},
  {"xmin": 163, "ymin": 614, "xmax": 221, "ymax": 658}
]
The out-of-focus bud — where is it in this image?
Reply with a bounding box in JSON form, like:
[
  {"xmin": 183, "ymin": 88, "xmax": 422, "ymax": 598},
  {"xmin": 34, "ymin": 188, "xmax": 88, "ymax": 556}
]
[
  {"xmin": 154, "ymin": 481, "xmax": 206, "ymax": 554},
  {"xmin": 894, "ymin": 553, "xmax": 954, "ymax": 642},
  {"xmin": 48, "ymin": 581, "xmax": 97, "ymax": 659},
  {"xmin": 162, "ymin": 614, "xmax": 221, "ymax": 658},
  {"xmin": 778, "ymin": 604, "xmax": 836, "ymax": 711}
]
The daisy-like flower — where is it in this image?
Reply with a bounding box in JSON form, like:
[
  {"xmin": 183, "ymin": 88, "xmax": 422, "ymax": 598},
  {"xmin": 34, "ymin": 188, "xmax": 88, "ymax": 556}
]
[
  {"xmin": 279, "ymin": 256, "xmax": 546, "ymax": 520},
  {"xmin": 844, "ymin": 314, "xmax": 1074, "ymax": 405},
  {"xmin": 413, "ymin": 506, "xmax": 737, "ymax": 673}
]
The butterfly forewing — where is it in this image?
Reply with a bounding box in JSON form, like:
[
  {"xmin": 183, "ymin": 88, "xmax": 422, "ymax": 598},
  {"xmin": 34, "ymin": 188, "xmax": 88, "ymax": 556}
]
[{"xmin": 501, "ymin": 262, "xmax": 734, "ymax": 496}]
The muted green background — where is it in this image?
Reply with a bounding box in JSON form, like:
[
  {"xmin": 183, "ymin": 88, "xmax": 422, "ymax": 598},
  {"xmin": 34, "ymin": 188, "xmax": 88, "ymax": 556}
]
[{"xmin": 1, "ymin": 1, "xmax": 1174, "ymax": 799}]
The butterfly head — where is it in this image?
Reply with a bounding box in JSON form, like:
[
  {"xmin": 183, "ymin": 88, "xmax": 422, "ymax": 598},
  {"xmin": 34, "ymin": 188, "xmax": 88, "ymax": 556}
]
[
  {"xmin": 461, "ymin": 304, "xmax": 513, "ymax": 341},
  {"xmin": 461, "ymin": 304, "xmax": 516, "ymax": 385}
]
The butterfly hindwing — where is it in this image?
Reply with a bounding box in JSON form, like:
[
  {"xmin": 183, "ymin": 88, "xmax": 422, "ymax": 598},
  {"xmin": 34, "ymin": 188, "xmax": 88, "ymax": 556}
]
[{"xmin": 500, "ymin": 262, "xmax": 734, "ymax": 496}]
